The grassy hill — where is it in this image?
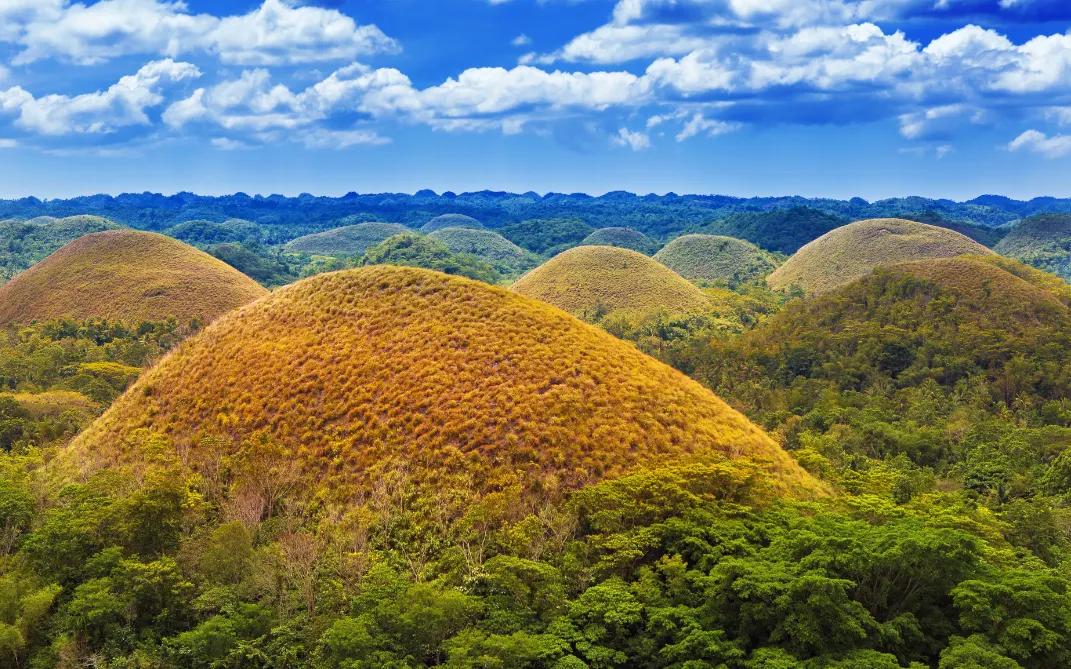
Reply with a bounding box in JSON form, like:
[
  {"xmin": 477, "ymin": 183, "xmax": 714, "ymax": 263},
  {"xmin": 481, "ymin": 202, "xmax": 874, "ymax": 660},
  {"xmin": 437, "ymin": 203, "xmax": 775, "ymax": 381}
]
[
  {"xmin": 427, "ymin": 227, "xmax": 541, "ymax": 277},
  {"xmin": 994, "ymin": 214, "xmax": 1071, "ymax": 280},
  {"xmin": 284, "ymin": 222, "xmax": 410, "ymax": 256},
  {"xmin": 0, "ymin": 215, "xmax": 121, "ymax": 282},
  {"xmin": 655, "ymin": 234, "xmax": 779, "ymax": 284},
  {"xmin": 580, "ymin": 227, "xmax": 659, "ymax": 255},
  {"xmin": 420, "ymin": 214, "xmax": 483, "ymax": 233},
  {"xmin": 0, "ymin": 230, "xmax": 268, "ymax": 325},
  {"xmin": 513, "ymin": 246, "xmax": 712, "ymax": 319},
  {"xmin": 767, "ymin": 218, "xmax": 994, "ymax": 294},
  {"xmin": 66, "ymin": 265, "xmax": 821, "ymax": 499}
]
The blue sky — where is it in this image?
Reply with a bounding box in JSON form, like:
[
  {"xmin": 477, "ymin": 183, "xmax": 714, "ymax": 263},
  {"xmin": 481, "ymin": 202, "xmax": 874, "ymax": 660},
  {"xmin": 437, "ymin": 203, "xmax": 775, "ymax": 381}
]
[{"xmin": 2, "ymin": 0, "xmax": 1071, "ymax": 200}]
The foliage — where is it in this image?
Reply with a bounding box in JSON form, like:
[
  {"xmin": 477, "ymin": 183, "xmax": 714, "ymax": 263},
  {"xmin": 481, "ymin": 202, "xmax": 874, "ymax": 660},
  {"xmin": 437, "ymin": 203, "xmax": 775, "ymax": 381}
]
[
  {"xmin": 655, "ymin": 235, "xmax": 781, "ymax": 286},
  {"xmin": 580, "ymin": 228, "xmax": 659, "ymax": 255},
  {"xmin": 699, "ymin": 207, "xmax": 850, "ymax": 254},
  {"xmin": 428, "ymin": 228, "xmax": 542, "ymax": 279},
  {"xmin": 995, "ymin": 214, "xmax": 1071, "ymax": 281},
  {"xmin": 500, "ymin": 219, "xmax": 595, "ymax": 256},
  {"xmin": 513, "ymin": 246, "xmax": 713, "ymax": 319},
  {"xmin": 0, "ymin": 230, "xmax": 267, "ymax": 326},
  {"xmin": 166, "ymin": 219, "xmax": 263, "ymax": 247},
  {"xmin": 362, "ymin": 234, "xmax": 502, "ymax": 284},
  {"xmin": 284, "ymin": 223, "xmax": 411, "ymax": 256},
  {"xmin": 209, "ymin": 242, "xmax": 302, "ymax": 287},
  {"xmin": 767, "ymin": 219, "xmax": 994, "ymax": 294},
  {"xmin": 0, "ymin": 216, "xmax": 120, "ymax": 284}
]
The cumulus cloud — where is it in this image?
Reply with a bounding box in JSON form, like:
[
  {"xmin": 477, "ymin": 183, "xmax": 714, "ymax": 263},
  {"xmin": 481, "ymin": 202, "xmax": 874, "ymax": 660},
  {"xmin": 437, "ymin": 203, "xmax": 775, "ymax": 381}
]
[
  {"xmin": 0, "ymin": 59, "xmax": 200, "ymax": 135},
  {"xmin": 1008, "ymin": 129, "xmax": 1071, "ymax": 158},
  {"xmin": 612, "ymin": 127, "xmax": 651, "ymax": 150},
  {"xmin": 675, "ymin": 114, "xmax": 740, "ymax": 141},
  {"xmin": 5, "ymin": 0, "xmax": 398, "ymax": 66}
]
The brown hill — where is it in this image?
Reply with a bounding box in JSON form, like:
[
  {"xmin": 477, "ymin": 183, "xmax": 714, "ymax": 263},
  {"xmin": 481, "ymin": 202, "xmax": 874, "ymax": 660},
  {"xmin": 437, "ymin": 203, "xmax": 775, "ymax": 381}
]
[{"xmin": 0, "ymin": 230, "xmax": 268, "ymax": 325}]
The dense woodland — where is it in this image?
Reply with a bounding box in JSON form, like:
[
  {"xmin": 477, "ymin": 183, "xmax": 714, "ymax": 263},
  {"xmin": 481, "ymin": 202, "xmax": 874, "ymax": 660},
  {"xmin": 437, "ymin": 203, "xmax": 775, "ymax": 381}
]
[{"xmin": 0, "ymin": 203, "xmax": 1067, "ymax": 667}]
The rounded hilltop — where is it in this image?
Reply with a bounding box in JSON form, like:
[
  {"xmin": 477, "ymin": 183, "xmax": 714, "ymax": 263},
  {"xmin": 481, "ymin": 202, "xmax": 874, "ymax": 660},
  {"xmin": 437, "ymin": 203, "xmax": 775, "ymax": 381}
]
[
  {"xmin": 427, "ymin": 227, "xmax": 540, "ymax": 275},
  {"xmin": 67, "ymin": 265, "xmax": 821, "ymax": 499},
  {"xmin": 420, "ymin": 214, "xmax": 483, "ymax": 233},
  {"xmin": 767, "ymin": 218, "xmax": 994, "ymax": 294},
  {"xmin": 580, "ymin": 227, "xmax": 659, "ymax": 255},
  {"xmin": 0, "ymin": 230, "xmax": 268, "ymax": 325},
  {"xmin": 284, "ymin": 222, "xmax": 410, "ymax": 256},
  {"xmin": 655, "ymin": 234, "xmax": 779, "ymax": 283},
  {"xmin": 512, "ymin": 245, "xmax": 711, "ymax": 318}
]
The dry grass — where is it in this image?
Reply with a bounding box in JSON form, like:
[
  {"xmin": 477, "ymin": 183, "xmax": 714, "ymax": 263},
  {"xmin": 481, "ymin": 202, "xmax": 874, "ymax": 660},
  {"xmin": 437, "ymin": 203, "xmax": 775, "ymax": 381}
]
[
  {"xmin": 655, "ymin": 234, "xmax": 779, "ymax": 283},
  {"xmin": 427, "ymin": 227, "xmax": 533, "ymax": 264},
  {"xmin": 3, "ymin": 390, "xmax": 99, "ymax": 419},
  {"xmin": 512, "ymin": 246, "xmax": 712, "ymax": 319},
  {"xmin": 580, "ymin": 227, "xmax": 659, "ymax": 255},
  {"xmin": 767, "ymin": 218, "xmax": 994, "ymax": 294},
  {"xmin": 67, "ymin": 265, "xmax": 822, "ymax": 500},
  {"xmin": 284, "ymin": 223, "xmax": 410, "ymax": 255},
  {"xmin": 0, "ymin": 230, "xmax": 268, "ymax": 325}
]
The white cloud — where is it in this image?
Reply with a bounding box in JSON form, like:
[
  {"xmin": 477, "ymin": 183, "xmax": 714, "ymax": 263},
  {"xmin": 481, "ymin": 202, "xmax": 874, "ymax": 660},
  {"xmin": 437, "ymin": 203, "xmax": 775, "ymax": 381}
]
[
  {"xmin": 512, "ymin": 34, "xmax": 532, "ymax": 47},
  {"xmin": 6, "ymin": 0, "xmax": 398, "ymax": 66},
  {"xmin": 1008, "ymin": 129, "xmax": 1071, "ymax": 158},
  {"xmin": 936, "ymin": 144, "xmax": 955, "ymax": 158},
  {"xmin": 211, "ymin": 137, "xmax": 250, "ymax": 150},
  {"xmin": 675, "ymin": 114, "xmax": 740, "ymax": 141},
  {"xmin": 300, "ymin": 128, "xmax": 390, "ymax": 149},
  {"xmin": 612, "ymin": 127, "xmax": 650, "ymax": 150},
  {"xmin": 0, "ymin": 139, "xmax": 17, "ymax": 149},
  {"xmin": 0, "ymin": 59, "xmax": 200, "ymax": 135}
]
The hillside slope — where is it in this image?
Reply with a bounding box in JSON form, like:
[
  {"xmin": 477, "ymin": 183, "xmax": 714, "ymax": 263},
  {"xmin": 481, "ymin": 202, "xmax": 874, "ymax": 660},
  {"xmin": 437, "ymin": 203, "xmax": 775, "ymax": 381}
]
[
  {"xmin": 427, "ymin": 227, "xmax": 540, "ymax": 276},
  {"xmin": 0, "ymin": 230, "xmax": 268, "ymax": 325},
  {"xmin": 655, "ymin": 234, "xmax": 779, "ymax": 283},
  {"xmin": 284, "ymin": 222, "xmax": 410, "ymax": 255},
  {"xmin": 580, "ymin": 227, "xmax": 659, "ymax": 255},
  {"xmin": 67, "ymin": 266, "xmax": 821, "ymax": 498},
  {"xmin": 420, "ymin": 214, "xmax": 483, "ymax": 233},
  {"xmin": 513, "ymin": 246, "xmax": 711, "ymax": 318},
  {"xmin": 994, "ymin": 213, "xmax": 1071, "ymax": 280},
  {"xmin": 0, "ymin": 215, "xmax": 121, "ymax": 282},
  {"xmin": 767, "ymin": 218, "xmax": 994, "ymax": 293}
]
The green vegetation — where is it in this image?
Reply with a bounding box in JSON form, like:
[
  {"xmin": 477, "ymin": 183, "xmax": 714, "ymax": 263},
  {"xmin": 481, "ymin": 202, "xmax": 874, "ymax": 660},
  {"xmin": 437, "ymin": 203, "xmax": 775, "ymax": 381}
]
[
  {"xmin": 0, "ymin": 215, "xmax": 120, "ymax": 283},
  {"xmin": 900, "ymin": 210, "xmax": 1007, "ymax": 247},
  {"xmin": 284, "ymin": 223, "xmax": 410, "ymax": 256},
  {"xmin": 768, "ymin": 218, "xmax": 994, "ymax": 294},
  {"xmin": 166, "ymin": 219, "xmax": 263, "ymax": 247},
  {"xmin": 995, "ymin": 213, "xmax": 1071, "ymax": 280},
  {"xmin": 513, "ymin": 246, "xmax": 713, "ymax": 319},
  {"xmin": 427, "ymin": 227, "xmax": 541, "ymax": 278},
  {"xmin": 420, "ymin": 214, "xmax": 484, "ymax": 233},
  {"xmin": 655, "ymin": 234, "xmax": 780, "ymax": 285},
  {"xmin": 700, "ymin": 206, "xmax": 850, "ymax": 254},
  {"xmin": 209, "ymin": 242, "xmax": 303, "ymax": 287},
  {"xmin": 500, "ymin": 218, "xmax": 595, "ymax": 256},
  {"xmin": 362, "ymin": 234, "xmax": 501, "ymax": 283},
  {"xmin": 0, "ymin": 231, "xmax": 268, "ymax": 326},
  {"xmin": 580, "ymin": 227, "xmax": 659, "ymax": 255}
]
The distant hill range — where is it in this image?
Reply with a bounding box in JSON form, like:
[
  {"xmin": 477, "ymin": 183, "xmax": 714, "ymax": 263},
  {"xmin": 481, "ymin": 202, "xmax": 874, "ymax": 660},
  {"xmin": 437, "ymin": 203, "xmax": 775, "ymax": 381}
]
[{"xmin": 0, "ymin": 192, "xmax": 1056, "ymax": 245}]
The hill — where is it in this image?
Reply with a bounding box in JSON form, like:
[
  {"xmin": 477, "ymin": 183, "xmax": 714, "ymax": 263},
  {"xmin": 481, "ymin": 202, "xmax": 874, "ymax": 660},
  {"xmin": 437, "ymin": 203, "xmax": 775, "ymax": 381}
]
[
  {"xmin": 66, "ymin": 265, "xmax": 821, "ymax": 500},
  {"xmin": 0, "ymin": 215, "xmax": 121, "ymax": 282},
  {"xmin": 994, "ymin": 213, "xmax": 1071, "ymax": 280},
  {"xmin": 284, "ymin": 222, "xmax": 410, "ymax": 256},
  {"xmin": 654, "ymin": 234, "xmax": 779, "ymax": 284},
  {"xmin": 165, "ymin": 218, "xmax": 262, "ymax": 247},
  {"xmin": 767, "ymin": 218, "xmax": 994, "ymax": 294},
  {"xmin": 701, "ymin": 207, "xmax": 850, "ymax": 254},
  {"xmin": 420, "ymin": 214, "xmax": 483, "ymax": 233},
  {"xmin": 512, "ymin": 246, "xmax": 711, "ymax": 318},
  {"xmin": 427, "ymin": 227, "xmax": 540, "ymax": 277},
  {"xmin": 362, "ymin": 233, "xmax": 501, "ymax": 283},
  {"xmin": 0, "ymin": 230, "xmax": 268, "ymax": 325},
  {"xmin": 580, "ymin": 227, "xmax": 659, "ymax": 255}
]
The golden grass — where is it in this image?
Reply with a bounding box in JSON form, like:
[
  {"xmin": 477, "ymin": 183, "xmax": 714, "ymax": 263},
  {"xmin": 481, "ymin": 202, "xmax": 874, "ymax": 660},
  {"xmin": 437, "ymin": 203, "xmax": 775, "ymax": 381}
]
[
  {"xmin": 580, "ymin": 227, "xmax": 658, "ymax": 255},
  {"xmin": 512, "ymin": 246, "xmax": 712, "ymax": 319},
  {"xmin": 654, "ymin": 234, "xmax": 779, "ymax": 283},
  {"xmin": 284, "ymin": 222, "xmax": 410, "ymax": 255},
  {"xmin": 67, "ymin": 265, "xmax": 822, "ymax": 500},
  {"xmin": 427, "ymin": 227, "xmax": 532, "ymax": 263},
  {"xmin": 0, "ymin": 230, "xmax": 268, "ymax": 326},
  {"xmin": 767, "ymin": 218, "xmax": 994, "ymax": 294},
  {"xmin": 3, "ymin": 390, "xmax": 99, "ymax": 419}
]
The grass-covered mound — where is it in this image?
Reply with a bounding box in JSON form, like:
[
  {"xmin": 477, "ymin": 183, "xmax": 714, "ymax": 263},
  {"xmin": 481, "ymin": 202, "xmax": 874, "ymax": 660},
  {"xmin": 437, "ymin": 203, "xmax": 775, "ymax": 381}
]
[
  {"xmin": 513, "ymin": 246, "xmax": 711, "ymax": 318},
  {"xmin": 284, "ymin": 222, "xmax": 410, "ymax": 256},
  {"xmin": 767, "ymin": 218, "xmax": 994, "ymax": 294},
  {"xmin": 580, "ymin": 227, "xmax": 659, "ymax": 255},
  {"xmin": 0, "ymin": 215, "xmax": 121, "ymax": 282},
  {"xmin": 0, "ymin": 230, "xmax": 268, "ymax": 326},
  {"xmin": 67, "ymin": 265, "xmax": 819, "ymax": 498},
  {"xmin": 994, "ymin": 214, "xmax": 1071, "ymax": 280},
  {"xmin": 655, "ymin": 234, "xmax": 780, "ymax": 283},
  {"xmin": 427, "ymin": 227, "xmax": 540, "ymax": 276},
  {"xmin": 420, "ymin": 214, "xmax": 483, "ymax": 234}
]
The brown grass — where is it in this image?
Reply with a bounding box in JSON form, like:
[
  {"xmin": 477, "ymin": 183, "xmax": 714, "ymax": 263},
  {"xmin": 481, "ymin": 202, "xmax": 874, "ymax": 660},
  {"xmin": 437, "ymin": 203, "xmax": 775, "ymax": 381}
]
[
  {"xmin": 0, "ymin": 230, "xmax": 268, "ymax": 325},
  {"xmin": 284, "ymin": 222, "xmax": 410, "ymax": 255},
  {"xmin": 767, "ymin": 218, "xmax": 994, "ymax": 294},
  {"xmin": 654, "ymin": 234, "xmax": 779, "ymax": 283},
  {"xmin": 66, "ymin": 266, "xmax": 821, "ymax": 500},
  {"xmin": 512, "ymin": 246, "xmax": 712, "ymax": 319}
]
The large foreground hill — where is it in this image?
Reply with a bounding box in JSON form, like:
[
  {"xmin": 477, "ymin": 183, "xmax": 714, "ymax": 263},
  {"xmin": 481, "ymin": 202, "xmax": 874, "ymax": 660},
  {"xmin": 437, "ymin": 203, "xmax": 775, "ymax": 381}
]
[{"xmin": 68, "ymin": 265, "xmax": 820, "ymax": 498}]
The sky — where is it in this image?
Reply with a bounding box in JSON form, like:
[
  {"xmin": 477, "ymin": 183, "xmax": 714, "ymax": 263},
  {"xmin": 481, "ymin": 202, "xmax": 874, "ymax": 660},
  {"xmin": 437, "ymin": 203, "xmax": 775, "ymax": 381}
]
[{"xmin": 2, "ymin": 0, "xmax": 1071, "ymax": 200}]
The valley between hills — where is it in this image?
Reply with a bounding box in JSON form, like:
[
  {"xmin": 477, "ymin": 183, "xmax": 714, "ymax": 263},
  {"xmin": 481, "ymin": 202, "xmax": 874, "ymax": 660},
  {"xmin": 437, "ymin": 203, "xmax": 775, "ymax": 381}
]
[{"xmin": 0, "ymin": 194, "xmax": 1066, "ymax": 668}]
